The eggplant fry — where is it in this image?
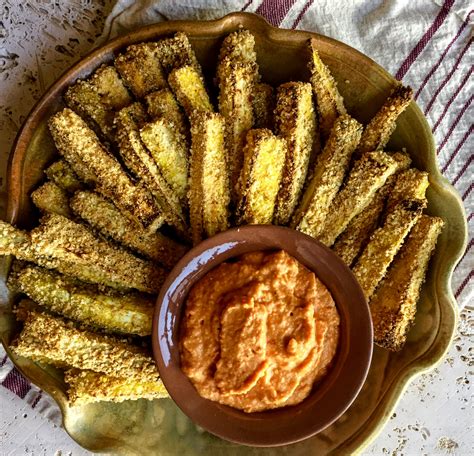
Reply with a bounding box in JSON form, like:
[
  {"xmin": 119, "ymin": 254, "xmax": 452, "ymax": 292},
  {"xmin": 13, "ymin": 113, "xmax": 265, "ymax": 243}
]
[
  {"xmin": 70, "ymin": 190, "xmax": 187, "ymax": 268},
  {"xmin": 140, "ymin": 118, "xmax": 189, "ymax": 203},
  {"xmin": 357, "ymin": 85, "xmax": 413, "ymax": 155},
  {"xmin": 318, "ymin": 151, "xmax": 399, "ymax": 246},
  {"xmin": 155, "ymin": 32, "xmax": 201, "ymax": 75},
  {"xmin": 49, "ymin": 108, "xmax": 161, "ymax": 228},
  {"xmin": 168, "ymin": 65, "xmax": 213, "ymax": 117},
  {"xmin": 218, "ymin": 61, "xmax": 257, "ymax": 201},
  {"xmin": 308, "ymin": 38, "xmax": 346, "ymax": 140},
  {"xmin": 352, "ymin": 199, "xmax": 426, "ymax": 300},
  {"xmin": 189, "ymin": 111, "xmax": 230, "ymax": 244},
  {"xmin": 291, "ymin": 114, "xmax": 362, "ymax": 236},
  {"xmin": 273, "ymin": 82, "xmax": 318, "ymax": 225},
  {"xmin": 217, "ymin": 29, "xmax": 258, "ymax": 67},
  {"xmin": 385, "ymin": 168, "xmax": 429, "ymax": 215},
  {"xmin": 331, "ymin": 151, "xmax": 412, "ymax": 265},
  {"xmin": 115, "ymin": 43, "xmax": 168, "ymax": 98},
  {"xmin": 0, "ymin": 216, "xmax": 163, "ymax": 292},
  {"xmin": 45, "ymin": 160, "xmax": 84, "ymax": 193},
  {"xmin": 371, "ymin": 216, "xmax": 444, "ymax": 351},
  {"xmin": 253, "ymin": 83, "xmax": 275, "ymax": 129},
  {"xmin": 31, "ymin": 181, "xmax": 71, "ymax": 218},
  {"xmin": 236, "ymin": 129, "xmax": 286, "ymax": 225},
  {"xmin": 145, "ymin": 88, "xmax": 188, "ymax": 138},
  {"xmin": 11, "ymin": 311, "xmax": 159, "ymax": 382},
  {"xmin": 65, "ymin": 369, "xmax": 168, "ymax": 406},
  {"xmin": 64, "ymin": 65, "xmax": 132, "ymax": 141},
  {"xmin": 114, "ymin": 103, "xmax": 188, "ymax": 236},
  {"xmin": 13, "ymin": 265, "xmax": 154, "ymax": 336}
]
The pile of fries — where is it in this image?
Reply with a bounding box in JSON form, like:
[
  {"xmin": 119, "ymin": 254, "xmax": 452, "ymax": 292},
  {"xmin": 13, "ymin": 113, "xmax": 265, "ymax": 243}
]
[{"xmin": 1, "ymin": 30, "xmax": 443, "ymax": 406}]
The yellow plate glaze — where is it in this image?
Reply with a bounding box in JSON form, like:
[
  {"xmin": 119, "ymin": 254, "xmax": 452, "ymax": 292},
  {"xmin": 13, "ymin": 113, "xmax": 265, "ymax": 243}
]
[{"xmin": 0, "ymin": 12, "xmax": 467, "ymax": 455}]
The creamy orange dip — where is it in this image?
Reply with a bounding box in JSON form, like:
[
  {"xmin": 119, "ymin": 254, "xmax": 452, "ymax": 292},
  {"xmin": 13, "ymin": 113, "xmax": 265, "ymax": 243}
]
[{"xmin": 179, "ymin": 250, "xmax": 340, "ymax": 413}]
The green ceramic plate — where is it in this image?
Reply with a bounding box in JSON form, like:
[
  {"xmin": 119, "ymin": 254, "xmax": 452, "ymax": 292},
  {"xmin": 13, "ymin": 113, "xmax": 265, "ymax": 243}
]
[{"xmin": 0, "ymin": 12, "xmax": 467, "ymax": 455}]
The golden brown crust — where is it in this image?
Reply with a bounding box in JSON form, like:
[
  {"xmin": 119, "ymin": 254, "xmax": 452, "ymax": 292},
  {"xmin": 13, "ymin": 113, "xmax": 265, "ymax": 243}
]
[
  {"xmin": 318, "ymin": 151, "xmax": 399, "ymax": 246},
  {"xmin": 11, "ymin": 311, "xmax": 159, "ymax": 381},
  {"xmin": 114, "ymin": 103, "xmax": 188, "ymax": 237},
  {"xmin": 236, "ymin": 129, "xmax": 287, "ymax": 225},
  {"xmin": 352, "ymin": 199, "xmax": 426, "ymax": 300},
  {"xmin": 14, "ymin": 265, "xmax": 154, "ymax": 336},
  {"xmin": 168, "ymin": 65, "xmax": 213, "ymax": 117},
  {"xmin": 64, "ymin": 65, "xmax": 132, "ymax": 141},
  {"xmin": 49, "ymin": 108, "xmax": 161, "ymax": 228},
  {"xmin": 44, "ymin": 160, "xmax": 84, "ymax": 193},
  {"xmin": 370, "ymin": 216, "xmax": 444, "ymax": 351},
  {"xmin": 31, "ymin": 181, "xmax": 71, "ymax": 218},
  {"xmin": 308, "ymin": 38, "xmax": 346, "ymax": 140},
  {"xmin": 70, "ymin": 190, "xmax": 187, "ymax": 268},
  {"xmin": 154, "ymin": 32, "xmax": 201, "ymax": 75},
  {"xmin": 291, "ymin": 114, "xmax": 362, "ymax": 236},
  {"xmin": 114, "ymin": 43, "xmax": 168, "ymax": 98},
  {"xmin": 65, "ymin": 369, "xmax": 168, "ymax": 406},
  {"xmin": 144, "ymin": 88, "xmax": 188, "ymax": 138},
  {"xmin": 273, "ymin": 82, "xmax": 318, "ymax": 225},
  {"xmin": 217, "ymin": 29, "xmax": 258, "ymax": 70},
  {"xmin": 189, "ymin": 111, "xmax": 230, "ymax": 244},
  {"xmin": 357, "ymin": 85, "xmax": 413, "ymax": 155}
]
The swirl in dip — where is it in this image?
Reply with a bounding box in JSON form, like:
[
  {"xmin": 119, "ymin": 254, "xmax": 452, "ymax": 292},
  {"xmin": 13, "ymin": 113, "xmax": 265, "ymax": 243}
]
[{"xmin": 179, "ymin": 250, "xmax": 340, "ymax": 413}]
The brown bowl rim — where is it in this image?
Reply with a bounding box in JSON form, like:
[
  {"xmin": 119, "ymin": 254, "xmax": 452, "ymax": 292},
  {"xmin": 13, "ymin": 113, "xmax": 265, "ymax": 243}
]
[{"xmin": 152, "ymin": 224, "xmax": 373, "ymax": 447}]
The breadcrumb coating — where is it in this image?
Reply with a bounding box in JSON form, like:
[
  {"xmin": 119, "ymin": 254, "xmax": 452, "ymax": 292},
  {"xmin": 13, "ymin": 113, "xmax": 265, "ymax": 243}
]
[
  {"xmin": 273, "ymin": 82, "xmax": 318, "ymax": 225},
  {"xmin": 236, "ymin": 129, "xmax": 286, "ymax": 225},
  {"xmin": 31, "ymin": 181, "xmax": 71, "ymax": 218},
  {"xmin": 49, "ymin": 108, "xmax": 161, "ymax": 228},
  {"xmin": 352, "ymin": 199, "xmax": 426, "ymax": 300},
  {"xmin": 115, "ymin": 42, "xmax": 168, "ymax": 98},
  {"xmin": 45, "ymin": 160, "xmax": 84, "ymax": 194},
  {"xmin": 291, "ymin": 114, "xmax": 362, "ymax": 236},
  {"xmin": 13, "ymin": 265, "xmax": 154, "ymax": 336},
  {"xmin": 70, "ymin": 190, "xmax": 187, "ymax": 268},
  {"xmin": 154, "ymin": 32, "xmax": 201, "ymax": 75},
  {"xmin": 370, "ymin": 216, "xmax": 443, "ymax": 351},
  {"xmin": 253, "ymin": 83, "xmax": 275, "ymax": 129}
]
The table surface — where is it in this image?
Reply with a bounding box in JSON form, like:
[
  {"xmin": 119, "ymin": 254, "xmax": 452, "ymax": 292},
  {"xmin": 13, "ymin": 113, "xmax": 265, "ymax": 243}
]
[{"xmin": 0, "ymin": 1, "xmax": 472, "ymax": 455}]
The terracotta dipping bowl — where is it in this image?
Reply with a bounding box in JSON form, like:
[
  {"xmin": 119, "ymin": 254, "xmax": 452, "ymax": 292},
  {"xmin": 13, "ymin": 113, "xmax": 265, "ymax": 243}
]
[{"xmin": 152, "ymin": 225, "xmax": 373, "ymax": 447}]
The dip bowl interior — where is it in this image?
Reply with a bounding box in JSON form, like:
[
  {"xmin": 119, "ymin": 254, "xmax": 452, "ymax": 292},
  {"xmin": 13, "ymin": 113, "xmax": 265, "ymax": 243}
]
[{"xmin": 152, "ymin": 225, "xmax": 373, "ymax": 447}]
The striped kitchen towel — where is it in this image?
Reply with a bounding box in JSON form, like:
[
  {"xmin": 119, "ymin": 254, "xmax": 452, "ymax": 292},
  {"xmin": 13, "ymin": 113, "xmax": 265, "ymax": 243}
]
[{"xmin": 2, "ymin": 0, "xmax": 472, "ymax": 422}]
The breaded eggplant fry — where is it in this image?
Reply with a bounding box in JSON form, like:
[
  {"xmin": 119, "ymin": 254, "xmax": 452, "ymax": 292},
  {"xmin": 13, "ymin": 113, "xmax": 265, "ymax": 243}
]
[
  {"xmin": 49, "ymin": 108, "xmax": 161, "ymax": 228},
  {"xmin": 253, "ymin": 83, "xmax": 275, "ymax": 129},
  {"xmin": 371, "ymin": 216, "xmax": 444, "ymax": 351},
  {"xmin": 140, "ymin": 119, "xmax": 189, "ymax": 202},
  {"xmin": 114, "ymin": 103, "xmax": 188, "ymax": 235},
  {"xmin": 145, "ymin": 88, "xmax": 188, "ymax": 137},
  {"xmin": 70, "ymin": 190, "xmax": 187, "ymax": 268},
  {"xmin": 236, "ymin": 129, "xmax": 286, "ymax": 225},
  {"xmin": 64, "ymin": 65, "xmax": 132, "ymax": 141},
  {"xmin": 45, "ymin": 160, "xmax": 84, "ymax": 193},
  {"xmin": 318, "ymin": 151, "xmax": 399, "ymax": 246},
  {"xmin": 154, "ymin": 32, "xmax": 201, "ymax": 74},
  {"xmin": 273, "ymin": 82, "xmax": 318, "ymax": 225},
  {"xmin": 11, "ymin": 311, "xmax": 159, "ymax": 382},
  {"xmin": 29, "ymin": 214, "xmax": 165, "ymax": 293},
  {"xmin": 352, "ymin": 199, "xmax": 426, "ymax": 300},
  {"xmin": 218, "ymin": 29, "xmax": 258, "ymax": 67},
  {"xmin": 331, "ymin": 151, "xmax": 412, "ymax": 265},
  {"xmin": 291, "ymin": 115, "xmax": 363, "ymax": 236},
  {"xmin": 65, "ymin": 369, "xmax": 168, "ymax": 406},
  {"xmin": 308, "ymin": 38, "xmax": 346, "ymax": 140},
  {"xmin": 357, "ymin": 85, "xmax": 413, "ymax": 155},
  {"xmin": 14, "ymin": 265, "xmax": 154, "ymax": 336},
  {"xmin": 385, "ymin": 168, "xmax": 429, "ymax": 215},
  {"xmin": 31, "ymin": 181, "xmax": 71, "ymax": 218},
  {"xmin": 114, "ymin": 43, "xmax": 167, "ymax": 98},
  {"xmin": 0, "ymin": 221, "xmax": 31, "ymax": 259},
  {"xmin": 168, "ymin": 65, "xmax": 213, "ymax": 117},
  {"xmin": 189, "ymin": 112, "xmax": 230, "ymax": 244},
  {"xmin": 218, "ymin": 61, "xmax": 256, "ymax": 200}
]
